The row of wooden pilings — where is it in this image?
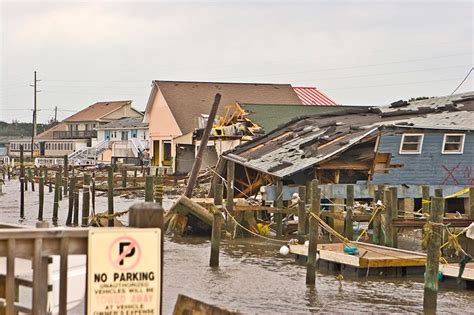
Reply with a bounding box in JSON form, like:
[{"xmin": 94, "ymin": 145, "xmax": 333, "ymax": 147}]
[
  {"xmin": 6, "ymin": 145, "xmax": 164, "ymax": 226},
  {"xmin": 209, "ymin": 178, "xmax": 467, "ymax": 313}
]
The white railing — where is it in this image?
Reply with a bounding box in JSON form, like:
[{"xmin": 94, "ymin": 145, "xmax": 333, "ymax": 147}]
[
  {"xmin": 34, "ymin": 157, "xmax": 64, "ymax": 167},
  {"xmin": 68, "ymin": 140, "xmax": 109, "ymax": 165}
]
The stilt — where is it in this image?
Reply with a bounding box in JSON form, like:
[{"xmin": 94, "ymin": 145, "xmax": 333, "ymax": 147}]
[{"xmin": 306, "ymin": 179, "xmax": 320, "ymax": 286}]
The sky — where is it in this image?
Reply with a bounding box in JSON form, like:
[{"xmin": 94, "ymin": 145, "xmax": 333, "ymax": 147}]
[{"xmin": 1, "ymin": 0, "xmax": 473, "ymax": 123}]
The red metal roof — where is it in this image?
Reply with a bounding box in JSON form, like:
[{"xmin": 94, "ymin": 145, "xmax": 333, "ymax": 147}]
[{"xmin": 293, "ymin": 87, "xmax": 337, "ymax": 106}]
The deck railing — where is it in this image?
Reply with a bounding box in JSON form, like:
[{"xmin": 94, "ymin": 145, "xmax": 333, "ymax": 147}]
[{"xmin": 0, "ymin": 202, "xmax": 163, "ymax": 315}]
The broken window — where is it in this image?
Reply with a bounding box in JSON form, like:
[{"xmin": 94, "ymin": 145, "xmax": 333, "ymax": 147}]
[
  {"xmin": 442, "ymin": 134, "xmax": 465, "ymax": 154},
  {"xmin": 399, "ymin": 134, "xmax": 423, "ymax": 154}
]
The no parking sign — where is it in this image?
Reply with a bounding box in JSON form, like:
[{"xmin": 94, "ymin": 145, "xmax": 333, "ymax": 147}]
[{"xmin": 87, "ymin": 228, "xmax": 161, "ymax": 314}]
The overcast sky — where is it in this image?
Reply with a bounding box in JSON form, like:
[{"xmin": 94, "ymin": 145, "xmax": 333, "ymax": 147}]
[{"xmin": 1, "ymin": 0, "xmax": 473, "ymax": 123}]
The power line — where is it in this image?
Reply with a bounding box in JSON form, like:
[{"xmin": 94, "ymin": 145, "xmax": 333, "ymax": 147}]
[
  {"xmin": 450, "ymin": 67, "xmax": 474, "ymax": 95},
  {"xmin": 325, "ymin": 77, "xmax": 463, "ymax": 91}
]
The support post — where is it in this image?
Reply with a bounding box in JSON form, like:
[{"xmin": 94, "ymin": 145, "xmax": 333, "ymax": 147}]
[
  {"xmin": 38, "ymin": 175, "xmax": 44, "ymax": 221},
  {"xmin": 372, "ymin": 189, "xmax": 382, "ymax": 245},
  {"xmin": 58, "ymin": 166, "xmax": 63, "ymax": 200},
  {"xmin": 423, "ymin": 196, "xmax": 444, "ymax": 312},
  {"xmin": 344, "ymin": 184, "xmax": 354, "ymax": 241},
  {"xmin": 128, "ymin": 202, "xmax": 164, "ymax": 315},
  {"xmin": 73, "ymin": 179, "xmax": 79, "ymax": 226},
  {"xmin": 63, "ymin": 155, "xmax": 68, "ymax": 196},
  {"xmin": 66, "ymin": 176, "xmax": 75, "ymax": 226},
  {"xmin": 210, "ymin": 209, "xmax": 222, "ymax": 267},
  {"xmin": 226, "ymin": 160, "xmax": 235, "ymax": 215},
  {"xmin": 19, "ymin": 145, "xmax": 25, "ymax": 219},
  {"xmin": 82, "ymin": 174, "xmax": 91, "ymax": 226},
  {"xmin": 154, "ymin": 175, "xmax": 164, "ymax": 206},
  {"xmin": 306, "ymin": 179, "xmax": 320, "ymax": 286},
  {"xmin": 53, "ymin": 172, "xmax": 60, "ymax": 224},
  {"xmin": 275, "ymin": 180, "xmax": 284, "ymax": 237},
  {"xmin": 384, "ymin": 189, "xmax": 394, "ymax": 247},
  {"xmin": 28, "ymin": 168, "xmax": 35, "ymax": 191},
  {"xmin": 145, "ymin": 175, "xmax": 154, "ymax": 202},
  {"xmin": 297, "ymin": 185, "xmax": 307, "ymax": 244},
  {"xmin": 108, "ymin": 166, "xmax": 114, "ymax": 227},
  {"xmin": 467, "ymin": 187, "xmax": 474, "ymax": 220},
  {"xmin": 122, "ymin": 167, "xmax": 127, "ymax": 188},
  {"xmin": 92, "ymin": 173, "xmax": 96, "ymax": 213},
  {"xmin": 389, "ymin": 187, "xmax": 398, "ymax": 248}
]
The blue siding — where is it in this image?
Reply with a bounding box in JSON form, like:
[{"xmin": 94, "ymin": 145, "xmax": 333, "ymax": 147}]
[{"xmin": 372, "ymin": 132, "xmax": 474, "ymax": 185}]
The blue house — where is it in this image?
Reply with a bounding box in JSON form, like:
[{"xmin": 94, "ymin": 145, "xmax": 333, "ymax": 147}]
[{"xmin": 372, "ymin": 111, "xmax": 474, "ymax": 186}]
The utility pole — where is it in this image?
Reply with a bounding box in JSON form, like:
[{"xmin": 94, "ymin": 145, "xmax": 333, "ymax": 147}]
[{"xmin": 30, "ymin": 71, "xmax": 41, "ymax": 158}]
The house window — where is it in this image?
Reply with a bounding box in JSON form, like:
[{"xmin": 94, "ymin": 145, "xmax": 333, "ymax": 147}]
[
  {"xmin": 131, "ymin": 129, "xmax": 138, "ymax": 138},
  {"xmin": 442, "ymin": 134, "xmax": 465, "ymax": 154},
  {"xmin": 399, "ymin": 134, "xmax": 424, "ymax": 154}
]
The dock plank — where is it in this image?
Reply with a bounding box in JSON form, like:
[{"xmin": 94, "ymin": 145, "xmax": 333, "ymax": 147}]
[
  {"xmin": 439, "ymin": 262, "xmax": 474, "ymax": 281},
  {"xmin": 289, "ymin": 242, "xmax": 426, "ymax": 268}
]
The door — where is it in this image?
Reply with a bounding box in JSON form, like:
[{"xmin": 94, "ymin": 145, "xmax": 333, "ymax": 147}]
[
  {"xmin": 121, "ymin": 131, "xmax": 128, "ymax": 141},
  {"xmin": 162, "ymin": 141, "xmax": 172, "ymax": 166},
  {"xmin": 152, "ymin": 140, "xmax": 160, "ymax": 166},
  {"xmin": 39, "ymin": 142, "xmax": 46, "ymax": 156}
]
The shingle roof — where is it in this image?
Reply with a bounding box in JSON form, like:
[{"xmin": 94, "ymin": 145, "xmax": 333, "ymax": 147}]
[
  {"xmin": 293, "ymin": 87, "xmax": 338, "ymax": 105},
  {"xmin": 97, "ymin": 117, "xmax": 148, "ymax": 130},
  {"xmin": 150, "ymin": 81, "xmax": 303, "ymax": 135},
  {"xmin": 64, "ymin": 100, "xmax": 133, "ymax": 122},
  {"xmin": 380, "ymin": 91, "xmax": 474, "ymax": 114},
  {"xmin": 36, "ymin": 123, "xmax": 67, "ymax": 139},
  {"xmin": 389, "ymin": 111, "xmax": 474, "ymax": 131}
]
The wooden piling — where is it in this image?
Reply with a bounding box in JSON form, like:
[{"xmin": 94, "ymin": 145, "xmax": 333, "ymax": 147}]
[
  {"xmin": 344, "ymin": 184, "xmax": 354, "ymax": 241},
  {"xmin": 467, "ymin": 187, "xmax": 474, "ymax": 220},
  {"xmin": 422, "ymin": 186, "xmax": 430, "ymax": 215},
  {"xmin": 19, "ymin": 145, "xmax": 25, "ymax": 219},
  {"xmin": 145, "ymin": 175, "xmax": 154, "ymax": 202},
  {"xmin": 53, "ymin": 172, "xmax": 60, "ymax": 224},
  {"xmin": 297, "ymin": 185, "xmax": 307, "ymax": 244},
  {"xmin": 383, "ymin": 189, "xmax": 395, "ymax": 247},
  {"xmin": 108, "ymin": 166, "xmax": 114, "ymax": 227},
  {"xmin": 122, "ymin": 168, "xmax": 127, "ymax": 188},
  {"xmin": 47, "ymin": 168, "xmax": 52, "ymax": 193},
  {"xmin": 154, "ymin": 175, "xmax": 164, "ymax": 206},
  {"xmin": 38, "ymin": 176, "xmax": 44, "ymax": 221},
  {"xmin": 28, "ymin": 168, "xmax": 35, "ymax": 191},
  {"xmin": 423, "ymin": 196, "xmax": 444, "ymax": 312},
  {"xmin": 210, "ymin": 203, "xmax": 223, "ymax": 267},
  {"xmin": 226, "ymin": 160, "xmax": 235, "ymax": 215},
  {"xmin": 91, "ymin": 174, "xmax": 96, "ymax": 213},
  {"xmin": 66, "ymin": 176, "xmax": 75, "ymax": 226},
  {"xmin": 275, "ymin": 180, "xmax": 284, "ymax": 237},
  {"xmin": 372, "ymin": 189, "xmax": 383, "ymax": 245},
  {"xmin": 306, "ymin": 179, "xmax": 320, "ymax": 286},
  {"xmin": 58, "ymin": 166, "xmax": 63, "ymax": 201},
  {"xmin": 82, "ymin": 174, "xmax": 91, "ymax": 226},
  {"xmin": 73, "ymin": 180, "xmax": 79, "ymax": 226},
  {"xmin": 63, "ymin": 155, "xmax": 69, "ymax": 197},
  {"xmin": 389, "ymin": 187, "xmax": 398, "ymax": 248}
]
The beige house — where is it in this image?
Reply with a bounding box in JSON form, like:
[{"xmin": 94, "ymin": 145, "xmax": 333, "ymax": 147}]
[
  {"xmin": 144, "ymin": 81, "xmax": 303, "ymax": 171},
  {"xmin": 9, "ymin": 101, "xmax": 143, "ymax": 163}
]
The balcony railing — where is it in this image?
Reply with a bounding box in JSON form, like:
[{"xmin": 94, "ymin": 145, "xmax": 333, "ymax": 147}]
[{"xmin": 52, "ymin": 130, "xmax": 97, "ymax": 139}]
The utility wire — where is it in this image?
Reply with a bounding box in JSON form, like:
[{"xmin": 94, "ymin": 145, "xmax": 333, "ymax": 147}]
[{"xmin": 450, "ymin": 67, "xmax": 474, "ymax": 95}]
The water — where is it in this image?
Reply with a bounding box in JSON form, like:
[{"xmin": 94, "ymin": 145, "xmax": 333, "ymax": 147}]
[{"xmin": 1, "ymin": 180, "xmax": 474, "ymax": 314}]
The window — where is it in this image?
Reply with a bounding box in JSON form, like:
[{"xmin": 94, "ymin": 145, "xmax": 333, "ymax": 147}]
[
  {"xmin": 131, "ymin": 129, "xmax": 138, "ymax": 138},
  {"xmin": 442, "ymin": 134, "xmax": 465, "ymax": 154},
  {"xmin": 400, "ymin": 134, "xmax": 424, "ymax": 154}
]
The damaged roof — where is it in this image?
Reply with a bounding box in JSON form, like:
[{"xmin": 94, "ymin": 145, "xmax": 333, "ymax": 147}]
[
  {"xmin": 224, "ymin": 112, "xmax": 386, "ymax": 178},
  {"xmin": 223, "ymin": 91, "xmax": 474, "ymax": 178},
  {"xmin": 379, "ymin": 91, "xmax": 474, "ymax": 116},
  {"xmin": 389, "ymin": 111, "xmax": 474, "ymax": 131}
]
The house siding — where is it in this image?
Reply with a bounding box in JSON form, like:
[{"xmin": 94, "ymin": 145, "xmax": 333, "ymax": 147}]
[{"xmin": 373, "ymin": 131, "xmax": 474, "ymax": 185}]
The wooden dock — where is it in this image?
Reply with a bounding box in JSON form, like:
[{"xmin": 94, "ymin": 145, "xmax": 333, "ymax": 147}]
[
  {"xmin": 439, "ymin": 262, "xmax": 474, "ymax": 288},
  {"xmin": 290, "ymin": 242, "xmax": 427, "ymax": 277}
]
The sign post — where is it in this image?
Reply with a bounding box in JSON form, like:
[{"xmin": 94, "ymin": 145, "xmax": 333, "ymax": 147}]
[{"xmin": 87, "ymin": 228, "xmax": 161, "ymax": 314}]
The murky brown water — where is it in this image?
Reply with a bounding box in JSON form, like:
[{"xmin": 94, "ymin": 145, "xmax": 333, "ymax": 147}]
[{"xmin": 1, "ymin": 180, "xmax": 474, "ymax": 314}]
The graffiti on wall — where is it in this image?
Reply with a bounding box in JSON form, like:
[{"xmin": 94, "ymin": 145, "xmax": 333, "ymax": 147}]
[{"xmin": 442, "ymin": 163, "xmax": 474, "ymax": 185}]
